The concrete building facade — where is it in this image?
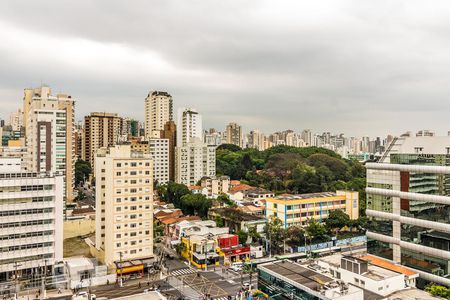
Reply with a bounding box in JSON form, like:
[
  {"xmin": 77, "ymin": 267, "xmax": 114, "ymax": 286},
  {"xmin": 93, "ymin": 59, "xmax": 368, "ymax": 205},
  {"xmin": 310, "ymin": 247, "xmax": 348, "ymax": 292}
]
[
  {"xmin": 83, "ymin": 112, "xmax": 123, "ymax": 169},
  {"xmin": 24, "ymin": 86, "xmax": 75, "ymax": 202},
  {"xmin": 144, "ymin": 91, "xmax": 173, "ymax": 138},
  {"xmin": 265, "ymin": 191, "xmax": 359, "ymax": 229},
  {"xmin": 177, "ymin": 108, "xmax": 202, "ymax": 146},
  {"xmin": 175, "ymin": 139, "xmax": 216, "ymax": 186},
  {"xmin": 225, "ymin": 123, "xmax": 243, "ymax": 148},
  {"xmin": 94, "ymin": 145, "xmax": 154, "ymax": 267},
  {"xmin": 0, "ymin": 172, "xmax": 64, "ymax": 290}
]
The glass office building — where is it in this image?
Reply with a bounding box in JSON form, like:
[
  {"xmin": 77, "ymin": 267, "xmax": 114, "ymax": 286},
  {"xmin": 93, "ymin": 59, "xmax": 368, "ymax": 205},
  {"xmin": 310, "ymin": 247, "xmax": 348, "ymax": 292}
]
[{"xmin": 366, "ymin": 157, "xmax": 450, "ymax": 287}]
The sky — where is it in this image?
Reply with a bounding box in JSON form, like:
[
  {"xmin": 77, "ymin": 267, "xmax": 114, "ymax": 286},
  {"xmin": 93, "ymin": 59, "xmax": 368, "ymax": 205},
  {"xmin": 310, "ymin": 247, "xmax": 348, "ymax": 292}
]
[{"xmin": 1, "ymin": 0, "xmax": 450, "ymax": 137}]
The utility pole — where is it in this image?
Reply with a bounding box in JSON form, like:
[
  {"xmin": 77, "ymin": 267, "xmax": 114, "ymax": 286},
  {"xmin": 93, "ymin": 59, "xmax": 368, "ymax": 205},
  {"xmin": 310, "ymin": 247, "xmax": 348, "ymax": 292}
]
[{"xmin": 119, "ymin": 251, "xmax": 123, "ymax": 287}]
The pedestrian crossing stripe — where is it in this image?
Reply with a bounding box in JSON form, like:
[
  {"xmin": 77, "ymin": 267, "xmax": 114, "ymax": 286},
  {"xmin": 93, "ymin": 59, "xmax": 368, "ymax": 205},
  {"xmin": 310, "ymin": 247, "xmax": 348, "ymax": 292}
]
[
  {"xmin": 170, "ymin": 268, "xmax": 196, "ymax": 276},
  {"xmin": 213, "ymin": 297, "xmax": 228, "ymax": 300}
]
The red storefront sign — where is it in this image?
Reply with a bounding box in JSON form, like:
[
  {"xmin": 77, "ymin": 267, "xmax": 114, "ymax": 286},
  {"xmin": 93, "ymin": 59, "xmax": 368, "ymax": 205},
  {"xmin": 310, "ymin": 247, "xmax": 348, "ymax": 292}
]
[{"xmin": 222, "ymin": 246, "xmax": 250, "ymax": 256}]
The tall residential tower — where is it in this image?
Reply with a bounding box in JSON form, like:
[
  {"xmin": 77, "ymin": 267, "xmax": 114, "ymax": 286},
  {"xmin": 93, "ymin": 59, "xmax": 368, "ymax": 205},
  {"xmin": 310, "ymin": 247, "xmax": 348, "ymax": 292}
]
[{"xmin": 144, "ymin": 91, "xmax": 173, "ymax": 138}]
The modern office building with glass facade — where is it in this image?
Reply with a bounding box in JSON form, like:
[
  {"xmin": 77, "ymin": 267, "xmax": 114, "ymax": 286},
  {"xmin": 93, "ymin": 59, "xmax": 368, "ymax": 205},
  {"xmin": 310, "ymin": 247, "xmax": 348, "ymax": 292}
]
[{"xmin": 366, "ymin": 136, "xmax": 450, "ymax": 287}]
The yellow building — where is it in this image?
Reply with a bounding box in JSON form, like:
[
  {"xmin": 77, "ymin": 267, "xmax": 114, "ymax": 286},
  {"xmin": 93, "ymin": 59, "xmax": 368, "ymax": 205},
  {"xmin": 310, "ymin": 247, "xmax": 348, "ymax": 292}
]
[
  {"xmin": 181, "ymin": 235, "xmax": 219, "ymax": 269},
  {"xmin": 265, "ymin": 190, "xmax": 359, "ymax": 228}
]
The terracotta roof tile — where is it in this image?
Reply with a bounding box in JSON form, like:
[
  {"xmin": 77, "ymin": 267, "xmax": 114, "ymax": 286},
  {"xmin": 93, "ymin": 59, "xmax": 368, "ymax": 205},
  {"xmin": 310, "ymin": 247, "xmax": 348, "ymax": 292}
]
[{"xmin": 358, "ymin": 255, "xmax": 418, "ymax": 277}]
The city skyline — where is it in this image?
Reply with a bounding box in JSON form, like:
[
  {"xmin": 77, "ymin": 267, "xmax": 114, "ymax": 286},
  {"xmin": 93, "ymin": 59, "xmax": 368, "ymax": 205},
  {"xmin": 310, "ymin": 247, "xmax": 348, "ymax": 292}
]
[{"xmin": 2, "ymin": 1, "xmax": 450, "ymax": 136}]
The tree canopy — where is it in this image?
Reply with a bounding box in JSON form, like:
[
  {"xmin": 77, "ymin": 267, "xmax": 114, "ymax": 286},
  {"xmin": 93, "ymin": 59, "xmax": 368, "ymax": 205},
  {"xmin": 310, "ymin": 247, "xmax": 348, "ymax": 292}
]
[
  {"xmin": 216, "ymin": 145, "xmax": 367, "ymax": 215},
  {"xmin": 74, "ymin": 159, "xmax": 92, "ymax": 186}
]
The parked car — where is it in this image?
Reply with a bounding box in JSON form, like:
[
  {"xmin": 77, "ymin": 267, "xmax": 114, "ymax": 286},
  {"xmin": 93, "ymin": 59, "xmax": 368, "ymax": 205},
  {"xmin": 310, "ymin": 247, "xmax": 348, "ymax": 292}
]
[{"xmin": 230, "ymin": 262, "xmax": 243, "ymax": 272}]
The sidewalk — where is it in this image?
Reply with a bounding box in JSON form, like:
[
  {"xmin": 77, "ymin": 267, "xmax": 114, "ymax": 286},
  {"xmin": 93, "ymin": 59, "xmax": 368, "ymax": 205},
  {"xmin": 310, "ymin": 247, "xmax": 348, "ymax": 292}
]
[{"xmin": 16, "ymin": 288, "xmax": 73, "ymax": 300}]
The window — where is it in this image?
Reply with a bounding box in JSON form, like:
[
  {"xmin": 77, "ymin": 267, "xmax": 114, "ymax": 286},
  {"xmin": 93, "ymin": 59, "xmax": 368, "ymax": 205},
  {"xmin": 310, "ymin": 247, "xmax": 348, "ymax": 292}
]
[{"xmin": 116, "ymin": 163, "xmax": 121, "ymax": 167}]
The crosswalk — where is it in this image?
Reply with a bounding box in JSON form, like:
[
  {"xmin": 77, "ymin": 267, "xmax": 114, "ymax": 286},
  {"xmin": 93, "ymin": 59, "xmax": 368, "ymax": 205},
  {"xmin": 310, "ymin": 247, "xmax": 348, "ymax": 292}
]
[
  {"xmin": 170, "ymin": 267, "xmax": 197, "ymax": 277},
  {"xmin": 213, "ymin": 297, "xmax": 229, "ymax": 300}
]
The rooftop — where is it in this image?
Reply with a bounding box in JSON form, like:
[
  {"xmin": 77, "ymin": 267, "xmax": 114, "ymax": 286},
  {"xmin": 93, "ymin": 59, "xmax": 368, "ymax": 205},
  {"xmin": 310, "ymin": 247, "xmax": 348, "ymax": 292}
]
[
  {"xmin": 358, "ymin": 255, "xmax": 418, "ymax": 278},
  {"xmin": 260, "ymin": 260, "xmax": 333, "ymax": 291},
  {"xmin": 259, "ymin": 260, "xmax": 364, "ymax": 299},
  {"xmin": 161, "ymin": 215, "xmax": 201, "ymax": 225},
  {"xmin": 273, "ymin": 192, "xmax": 339, "ymax": 201},
  {"xmin": 209, "ymin": 207, "xmax": 266, "ymax": 222}
]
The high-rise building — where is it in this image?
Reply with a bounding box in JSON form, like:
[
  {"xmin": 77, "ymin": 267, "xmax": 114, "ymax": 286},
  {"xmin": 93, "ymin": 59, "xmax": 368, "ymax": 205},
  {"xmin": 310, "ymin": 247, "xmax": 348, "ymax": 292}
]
[
  {"xmin": 144, "ymin": 91, "xmax": 173, "ymax": 138},
  {"xmin": 204, "ymin": 128, "xmax": 223, "ymax": 147},
  {"xmin": 83, "ymin": 112, "xmax": 123, "ymax": 169},
  {"xmin": 301, "ymin": 129, "xmax": 312, "ymax": 146},
  {"xmin": 94, "ymin": 145, "xmax": 153, "ymax": 267},
  {"xmin": 175, "ymin": 139, "xmax": 215, "ymax": 186},
  {"xmin": 0, "ymin": 171, "xmax": 64, "ymax": 291},
  {"xmin": 130, "ymin": 139, "xmax": 170, "ymax": 185},
  {"xmin": 366, "ymin": 135, "xmax": 450, "ymax": 287},
  {"xmin": 177, "ymin": 108, "xmax": 202, "ymax": 146},
  {"xmin": 24, "ymin": 86, "xmax": 75, "ymax": 202},
  {"xmin": 225, "ymin": 123, "xmax": 243, "ymax": 148},
  {"xmin": 247, "ymin": 129, "xmax": 266, "ymax": 150},
  {"xmin": 160, "ymin": 121, "xmax": 176, "ymax": 182},
  {"xmin": 8, "ymin": 108, "xmax": 23, "ymax": 131}
]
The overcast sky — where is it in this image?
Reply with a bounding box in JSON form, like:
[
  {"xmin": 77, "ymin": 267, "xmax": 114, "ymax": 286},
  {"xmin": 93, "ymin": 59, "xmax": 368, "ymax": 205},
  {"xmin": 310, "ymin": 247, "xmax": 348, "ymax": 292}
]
[{"xmin": 1, "ymin": 0, "xmax": 450, "ymax": 137}]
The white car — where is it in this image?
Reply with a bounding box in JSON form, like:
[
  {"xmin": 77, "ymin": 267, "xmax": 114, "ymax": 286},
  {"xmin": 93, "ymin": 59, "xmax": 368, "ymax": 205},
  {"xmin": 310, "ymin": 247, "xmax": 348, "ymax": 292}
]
[{"xmin": 230, "ymin": 262, "xmax": 243, "ymax": 272}]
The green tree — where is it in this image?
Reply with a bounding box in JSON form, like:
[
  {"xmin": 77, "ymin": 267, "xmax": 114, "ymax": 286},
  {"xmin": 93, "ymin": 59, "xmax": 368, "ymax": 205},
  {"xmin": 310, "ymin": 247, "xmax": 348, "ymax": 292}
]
[
  {"xmin": 325, "ymin": 210, "xmax": 351, "ymax": 230},
  {"xmin": 247, "ymin": 226, "xmax": 261, "ymax": 244},
  {"xmin": 217, "ymin": 144, "xmax": 242, "ymax": 152},
  {"xmin": 216, "ymin": 194, "xmax": 236, "ymax": 207},
  {"xmin": 306, "ymin": 219, "xmax": 328, "ymax": 242},
  {"xmin": 237, "ymin": 230, "xmax": 249, "ymax": 245},
  {"xmin": 215, "ymin": 215, "xmax": 224, "ymax": 227},
  {"xmin": 265, "ymin": 216, "xmax": 284, "ymax": 255},
  {"xmin": 425, "ymin": 284, "xmax": 450, "ymax": 299},
  {"xmin": 179, "ymin": 194, "xmax": 212, "ymax": 218},
  {"xmin": 75, "ymin": 189, "xmax": 86, "ymax": 201},
  {"xmin": 285, "ymin": 225, "xmax": 305, "ymax": 247},
  {"xmin": 74, "ymin": 159, "xmax": 92, "ymax": 186},
  {"xmin": 166, "ymin": 182, "xmax": 190, "ymax": 208}
]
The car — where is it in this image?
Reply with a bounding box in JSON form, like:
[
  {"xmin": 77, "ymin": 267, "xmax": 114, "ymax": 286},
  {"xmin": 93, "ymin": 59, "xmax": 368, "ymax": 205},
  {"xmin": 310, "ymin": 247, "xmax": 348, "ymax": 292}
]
[
  {"xmin": 230, "ymin": 262, "xmax": 243, "ymax": 272},
  {"xmin": 76, "ymin": 291, "xmax": 88, "ymax": 297}
]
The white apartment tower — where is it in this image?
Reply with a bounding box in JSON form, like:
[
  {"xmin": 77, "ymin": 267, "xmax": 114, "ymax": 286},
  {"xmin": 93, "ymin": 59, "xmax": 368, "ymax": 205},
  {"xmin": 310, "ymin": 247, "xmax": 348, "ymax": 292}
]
[
  {"xmin": 144, "ymin": 91, "xmax": 173, "ymax": 138},
  {"xmin": 177, "ymin": 108, "xmax": 202, "ymax": 146},
  {"xmin": 23, "ymin": 86, "xmax": 75, "ymax": 202},
  {"xmin": 149, "ymin": 138, "xmax": 170, "ymax": 185},
  {"xmin": 175, "ymin": 139, "xmax": 216, "ymax": 186},
  {"xmin": 95, "ymin": 145, "xmax": 153, "ymax": 267},
  {"xmin": 0, "ymin": 172, "xmax": 64, "ymax": 290}
]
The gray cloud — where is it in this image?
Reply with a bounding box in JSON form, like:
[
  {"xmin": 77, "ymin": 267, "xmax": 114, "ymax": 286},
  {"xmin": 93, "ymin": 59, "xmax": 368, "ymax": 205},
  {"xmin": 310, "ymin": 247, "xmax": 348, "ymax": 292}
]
[{"xmin": 1, "ymin": 0, "xmax": 450, "ymax": 136}]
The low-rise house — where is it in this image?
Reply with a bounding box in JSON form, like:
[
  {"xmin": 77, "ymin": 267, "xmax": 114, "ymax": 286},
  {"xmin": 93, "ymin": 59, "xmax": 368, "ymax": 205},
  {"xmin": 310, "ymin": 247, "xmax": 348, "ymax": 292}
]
[
  {"xmin": 179, "ymin": 220, "xmax": 229, "ymax": 268},
  {"xmin": 216, "ymin": 233, "xmax": 250, "ymax": 264},
  {"xmin": 200, "ymin": 175, "xmax": 230, "ymax": 198},
  {"xmin": 188, "ymin": 185, "xmax": 208, "ymax": 195},
  {"xmin": 239, "ymin": 202, "xmax": 265, "ymax": 216},
  {"xmin": 244, "ymin": 188, "xmax": 274, "ymax": 200},
  {"xmin": 154, "ymin": 208, "xmax": 183, "ymax": 224},
  {"xmin": 208, "ymin": 207, "xmax": 267, "ymax": 235}
]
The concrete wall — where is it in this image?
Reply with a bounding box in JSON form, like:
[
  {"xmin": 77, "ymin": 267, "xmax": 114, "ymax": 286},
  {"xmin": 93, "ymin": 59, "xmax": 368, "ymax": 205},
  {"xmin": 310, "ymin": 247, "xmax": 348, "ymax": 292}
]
[{"xmin": 64, "ymin": 219, "xmax": 95, "ymax": 239}]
